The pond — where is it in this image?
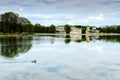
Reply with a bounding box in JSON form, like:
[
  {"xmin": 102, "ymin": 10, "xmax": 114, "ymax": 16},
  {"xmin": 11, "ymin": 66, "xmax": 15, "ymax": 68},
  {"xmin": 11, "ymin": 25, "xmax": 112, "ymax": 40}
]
[{"xmin": 0, "ymin": 34, "xmax": 120, "ymax": 80}]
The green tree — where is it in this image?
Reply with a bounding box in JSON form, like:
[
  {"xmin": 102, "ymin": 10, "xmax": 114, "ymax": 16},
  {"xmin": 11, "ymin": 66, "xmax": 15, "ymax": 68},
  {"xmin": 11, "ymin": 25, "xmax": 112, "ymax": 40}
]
[
  {"xmin": 117, "ymin": 25, "xmax": 120, "ymax": 33},
  {"xmin": 0, "ymin": 12, "xmax": 19, "ymax": 33},
  {"xmin": 18, "ymin": 17, "xmax": 31, "ymax": 32},
  {"xmin": 0, "ymin": 12, "xmax": 32, "ymax": 33},
  {"xmin": 49, "ymin": 24, "xmax": 56, "ymax": 33},
  {"xmin": 34, "ymin": 23, "xmax": 42, "ymax": 33},
  {"xmin": 64, "ymin": 24, "xmax": 71, "ymax": 34}
]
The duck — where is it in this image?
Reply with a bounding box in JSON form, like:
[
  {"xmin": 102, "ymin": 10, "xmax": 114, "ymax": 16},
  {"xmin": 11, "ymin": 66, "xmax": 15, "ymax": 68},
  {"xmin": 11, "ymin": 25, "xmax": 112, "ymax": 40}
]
[{"xmin": 31, "ymin": 60, "xmax": 36, "ymax": 63}]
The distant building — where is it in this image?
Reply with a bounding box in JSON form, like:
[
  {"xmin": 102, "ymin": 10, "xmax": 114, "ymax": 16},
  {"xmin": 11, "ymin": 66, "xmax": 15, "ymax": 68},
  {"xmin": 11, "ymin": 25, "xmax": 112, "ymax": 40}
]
[
  {"xmin": 86, "ymin": 27, "xmax": 90, "ymax": 34},
  {"xmin": 70, "ymin": 27, "xmax": 82, "ymax": 35},
  {"xmin": 56, "ymin": 27, "xmax": 82, "ymax": 35},
  {"xmin": 56, "ymin": 27, "xmax": 65, "ymax": 34},
  {"xmin": 91, "ymin": 27, "xmax": 99, "ymax": 34},
  {"xmin": 86, "ymin": 27, "xmax": 99, "ymax": 35}
]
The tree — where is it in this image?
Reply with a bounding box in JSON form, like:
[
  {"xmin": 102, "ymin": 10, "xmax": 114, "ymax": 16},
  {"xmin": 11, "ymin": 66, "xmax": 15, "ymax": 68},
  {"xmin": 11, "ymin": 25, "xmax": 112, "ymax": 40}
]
[
  {"xmin": 64, "ymin": 24, "xmax": 71, "ymax": 34},
  {"xmin": 49, "ymin": 24, "xmax": 56, "ymax": 33},
  {"xmin": 34, "ymin": 23, "xmax": 42, "ymax": 33},
  {"xmin": 18, "ymin": 17, "xmax": 32, "ymax": 32},
  {"xmin": 0, "ymin": 12, "xmax": 19, "ymax": 33},
  {"xmin": 0, "ymin": 12, "xmax": 33, "ymax": 33}
]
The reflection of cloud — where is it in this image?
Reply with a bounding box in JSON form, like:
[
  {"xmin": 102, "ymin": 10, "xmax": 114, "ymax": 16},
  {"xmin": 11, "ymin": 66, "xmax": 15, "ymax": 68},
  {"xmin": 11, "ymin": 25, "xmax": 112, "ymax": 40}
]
[
  {"xmin": 46, "ymin": 66, "xmax": 61, "ymax": 72},
  {"xmin": 89, "ymin": 46, "xmax": 103, "ymax": 52},
  {"xmin": 108, "ymin": 65, "xmax": 120, "ymax": 71},
  {"xmin": 83, "ymin": 44, "xmax": 103, "ymax": 52},
  {"xmin": 0, "ymin": 36, "xmax": 120, "ymax": 80}
]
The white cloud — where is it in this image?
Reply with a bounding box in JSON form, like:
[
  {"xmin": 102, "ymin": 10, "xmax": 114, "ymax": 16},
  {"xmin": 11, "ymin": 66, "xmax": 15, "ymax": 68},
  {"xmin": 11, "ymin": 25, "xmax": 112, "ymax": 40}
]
[
  {"xmin": 20, "ymin": 13, "xmax": 77, "ymax": 19},
  {"xmin": 88, "ymin": 13, "xmax": 104, "ymax": 21},
  {"xmin": 24, "ymin": 14, "xmax": 54, "ymax": 19},
  {"xmin": 66, "ymin": 19, "xmax": 89, "ymax": 25},
  {"xmin": 66, "ymin": 13, "xmax": 104, "ymax": 25},
  {"xmin": 19, "ymin": 8, "xmax": 24, "ymax": 11},
  {"xmin": 1, "ymin": 0, "xmax": 119, "ymax": 25},
  {"xmin": 20, "ymin": 12, "xmax": 106, "ymax": 26},
  {"xmin": 64, "ymin": 14, "xmax": 76, "ymax": 19},
  {"xmin": 45, "ymin": 0, "xmax": 58, "ymax": 2}
]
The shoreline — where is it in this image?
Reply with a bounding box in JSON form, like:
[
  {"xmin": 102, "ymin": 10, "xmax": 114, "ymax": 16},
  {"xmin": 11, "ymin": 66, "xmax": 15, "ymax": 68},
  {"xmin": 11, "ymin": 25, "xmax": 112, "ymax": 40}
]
[{"xmin": 0, "ymin": 33, "xmax": 120, "ymax": 37}]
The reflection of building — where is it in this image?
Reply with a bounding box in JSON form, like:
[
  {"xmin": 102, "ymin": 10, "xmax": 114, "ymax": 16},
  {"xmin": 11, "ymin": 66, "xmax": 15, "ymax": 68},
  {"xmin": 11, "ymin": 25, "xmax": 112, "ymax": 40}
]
[
  {"xmin": 85, "ymin": 35, "xmax": 90, "ymax": 42},
  {"xmin": 70, "ymin": 27, "xmax": 82, "ymax": 35},
  {"xmin": 91, "ymin": 35, "xmax": 99, "ymax": 42},
  {"xmin": 71, "ymin": 35, "xmax": 82, "ymax": 41}
]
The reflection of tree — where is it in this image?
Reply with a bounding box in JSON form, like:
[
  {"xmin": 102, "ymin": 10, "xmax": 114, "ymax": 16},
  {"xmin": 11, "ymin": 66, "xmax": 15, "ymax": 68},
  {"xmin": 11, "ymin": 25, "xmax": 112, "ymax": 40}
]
[
  {"xmin": 50, "ymin": 37, "xmax": 55, "ymax": 44},
  {"xmin": 82, "ymin": 35, "xmax": 86, "ymax": 41},
  {"xmin": 75, "ymin": 39, "xmax": 81, "ymax": 43},
  {"xmin": 0, "ymin": 36, "xmax": 33, "ymax": 58},
  {"xmin": 65, "ymin": 35, "xmax": 70, "ymax": 38},
  {"xmin": 65, "ymin": 35, "xmax": 71, "ymax": 44},
  {"xmin": 99, "ymin": 35, "xmax": 120, "ymax": 43}
]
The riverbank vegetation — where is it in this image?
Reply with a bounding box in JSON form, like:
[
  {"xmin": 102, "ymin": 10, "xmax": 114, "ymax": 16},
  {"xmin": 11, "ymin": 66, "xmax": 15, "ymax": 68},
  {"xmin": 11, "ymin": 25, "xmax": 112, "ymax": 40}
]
[
  {"xmin": 0, "ymin": 12, "xmax": 56, "ymax": 33},
  {"xmin": 97, "ymin": 25, "xmax": 120, "ymax": 33},
  {"xmin": 0, "ymin": 12, "xmax": 120, "ymax": 34}
]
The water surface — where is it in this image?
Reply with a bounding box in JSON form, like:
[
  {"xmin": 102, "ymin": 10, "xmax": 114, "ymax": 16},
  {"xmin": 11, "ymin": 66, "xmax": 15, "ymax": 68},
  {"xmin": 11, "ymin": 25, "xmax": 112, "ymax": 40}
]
[{"xmin": 0, "ymin": 35, "xmax": 120, "ymax": 80}]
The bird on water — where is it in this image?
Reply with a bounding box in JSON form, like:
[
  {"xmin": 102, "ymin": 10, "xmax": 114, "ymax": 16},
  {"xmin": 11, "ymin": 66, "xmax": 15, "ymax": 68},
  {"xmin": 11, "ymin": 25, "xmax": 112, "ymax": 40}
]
[{"xmin": 31, "ymin": 60, "xmax": 36, "ymax": 63}]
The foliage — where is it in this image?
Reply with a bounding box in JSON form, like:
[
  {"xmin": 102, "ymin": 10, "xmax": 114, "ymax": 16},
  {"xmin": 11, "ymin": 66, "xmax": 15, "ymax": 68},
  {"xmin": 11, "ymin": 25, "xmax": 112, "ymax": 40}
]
[
  {"xmin": 1, "ymin": 12, "xmax": 120, "ymax": 34},
  {"xmin": 64, "ymin": 24, "xmax": 71, "ymax": 34},
  {"xmin": 33, "ymin": 24, "xmax": 56, "ymax": 33},
  {"xmin": 74, "ymin": 25, "xmax": 93, "ymax": 34},
  {"xmin": 0, "ymin": 12, "xmax": 56, "ymax": 33},
  {"xmin": 97, "ymin": 25, "xmax": 120, "ymax": 33}
]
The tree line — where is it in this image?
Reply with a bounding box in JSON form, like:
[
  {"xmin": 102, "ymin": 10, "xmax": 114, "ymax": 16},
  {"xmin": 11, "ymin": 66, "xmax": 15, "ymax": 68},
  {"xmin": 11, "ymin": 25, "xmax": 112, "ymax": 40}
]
[
  {"xmin": 59, "ymin": 25, "xmax": 93, "ymax": 34},
  {"xmin": 72, "ymin": 25, "xmax": 120, "ymax": 33},
  {"xmin": 1, "ymin": 12, "xmax": 120, "ymax": 34},
  {"xmin": 97, "ymin": 25, "xmax": 120, "ymax": 33},
  {"xmin": 0, "ymin": 12, "xmax": 56, "ymax": 33}
]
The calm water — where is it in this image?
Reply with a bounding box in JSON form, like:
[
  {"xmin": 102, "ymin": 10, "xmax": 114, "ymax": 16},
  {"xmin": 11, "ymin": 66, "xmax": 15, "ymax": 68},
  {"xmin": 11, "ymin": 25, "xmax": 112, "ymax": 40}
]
[{"xmin": 0, "ymin": 35, "xmax": 120, "ymax": 80}]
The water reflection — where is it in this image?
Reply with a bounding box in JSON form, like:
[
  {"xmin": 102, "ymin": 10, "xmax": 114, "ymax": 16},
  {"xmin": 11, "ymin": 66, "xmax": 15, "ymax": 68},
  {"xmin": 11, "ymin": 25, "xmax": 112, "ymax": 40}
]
[
  {"xmin": 99, "ymin": 35, "xmax": 120, "ymax": 43},
  {"xmin": 0, "ymin": 36, "xmax": 33, "ymax": 58},
  {"xmin": 85, "ymin": 35, "xmax": 120, "ymax": 43},
  {"xmin": 0, "ymin": 35, "xmax": 120, "ymax": 58},
  {"xmin": 0, "ymin": 35, "xmax": 120, "ymax": 80},
  {"xmin": 64, "ymin": 35, "xmax": 120, "ymax": 43},
  {"xmin": 65, "ymin": 35, "xmax": 71, "ymax": 44},
  {"xmin": 34, "ymin": 35, "xmax": 120, "ymax": 44}
]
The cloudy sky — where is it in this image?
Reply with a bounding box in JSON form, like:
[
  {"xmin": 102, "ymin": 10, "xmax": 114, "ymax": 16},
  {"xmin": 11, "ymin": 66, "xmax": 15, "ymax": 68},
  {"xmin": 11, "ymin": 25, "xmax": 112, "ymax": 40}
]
[{"xmin": 0, "ymin": 0, "xmax": 120, "ymax": 26}]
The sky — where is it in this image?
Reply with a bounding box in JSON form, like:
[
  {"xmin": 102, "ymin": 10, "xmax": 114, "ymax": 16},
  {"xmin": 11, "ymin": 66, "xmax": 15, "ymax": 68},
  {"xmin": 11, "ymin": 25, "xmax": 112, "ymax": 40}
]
[{"xmin": 0, "ymin": 0, "xmax": 120, "ymax": 26}]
